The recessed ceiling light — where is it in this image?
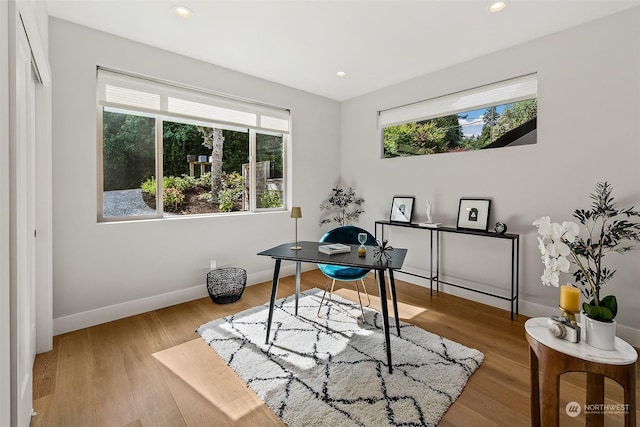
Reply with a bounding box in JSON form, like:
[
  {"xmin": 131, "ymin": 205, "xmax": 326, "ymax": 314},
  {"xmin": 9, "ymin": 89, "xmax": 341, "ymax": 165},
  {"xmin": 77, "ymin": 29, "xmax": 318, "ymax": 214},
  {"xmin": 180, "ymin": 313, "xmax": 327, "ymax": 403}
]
[
  {"xmin": 172, "ymin": 5, "xmax": 193, "ymax": 18},
  {"xmin": 336, "ymin": 71, "xmax": 347, "ymax": 77},
  {"xmin": 488, "ymin": 1, "xmax": 507, "ymax": 13}
]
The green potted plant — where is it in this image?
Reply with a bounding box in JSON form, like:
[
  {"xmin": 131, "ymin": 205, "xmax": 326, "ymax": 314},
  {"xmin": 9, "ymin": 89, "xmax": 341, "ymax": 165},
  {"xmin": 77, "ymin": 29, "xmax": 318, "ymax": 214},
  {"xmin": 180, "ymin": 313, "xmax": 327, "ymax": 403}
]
[
  {"xmin": 319, "ymin": 186, "xmax": 364, "ymax": 226},
  {"xmin": 533, "ymin": 182, "xmax": 640, "ymax": 350}
]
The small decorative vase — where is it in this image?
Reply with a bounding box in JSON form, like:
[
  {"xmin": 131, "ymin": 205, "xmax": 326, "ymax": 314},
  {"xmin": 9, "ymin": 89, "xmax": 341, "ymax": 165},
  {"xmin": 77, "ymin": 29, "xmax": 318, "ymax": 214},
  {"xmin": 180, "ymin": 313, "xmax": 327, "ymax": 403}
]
[
  {"xmin": 584, "ymin": 316, "xmax": 616, "ymax": 351},
  {"xmin": 358, "ymin": 245, "xmax": 366, "ymax": 257}
]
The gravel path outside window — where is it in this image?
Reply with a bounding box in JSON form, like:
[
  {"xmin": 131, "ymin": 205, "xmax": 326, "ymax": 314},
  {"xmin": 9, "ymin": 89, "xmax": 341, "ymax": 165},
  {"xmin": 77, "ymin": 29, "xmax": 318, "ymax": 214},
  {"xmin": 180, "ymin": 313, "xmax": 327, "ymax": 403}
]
[{"xmin": 103, "ymin": 189, "xmax": 156, "ymax": 217}]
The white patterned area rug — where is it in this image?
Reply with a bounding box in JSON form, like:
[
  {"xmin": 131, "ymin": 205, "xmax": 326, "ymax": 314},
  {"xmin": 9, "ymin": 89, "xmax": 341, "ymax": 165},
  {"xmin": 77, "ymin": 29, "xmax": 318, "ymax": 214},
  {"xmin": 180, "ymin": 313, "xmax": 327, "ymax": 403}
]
[{"xmin": 196, "ymin": 288, "xmax": 484, "ymax": 427}]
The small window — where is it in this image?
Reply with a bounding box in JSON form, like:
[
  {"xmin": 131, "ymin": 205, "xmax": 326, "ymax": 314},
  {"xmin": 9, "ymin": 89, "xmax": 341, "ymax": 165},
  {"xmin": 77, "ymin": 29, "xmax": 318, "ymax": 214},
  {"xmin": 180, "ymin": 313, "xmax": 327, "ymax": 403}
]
[
  {"xmin": 101, "ymin": 108, "xmax": 157, "ymax": 218},
  {"xmin": 97, "ymin": 68, "xmax": 289, "ymax": 221},
  {"xmin": 379, "ymin": 74, "xmax": 537, "ymax": 158}
]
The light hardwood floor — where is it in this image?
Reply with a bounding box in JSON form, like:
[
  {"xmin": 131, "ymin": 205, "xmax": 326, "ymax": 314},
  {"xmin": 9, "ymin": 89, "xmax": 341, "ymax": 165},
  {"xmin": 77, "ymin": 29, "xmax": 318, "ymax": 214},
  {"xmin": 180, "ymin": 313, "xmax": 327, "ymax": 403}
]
[{"xmin": 32, "ymin": 270, "xmax": 639, "ymax": 426}]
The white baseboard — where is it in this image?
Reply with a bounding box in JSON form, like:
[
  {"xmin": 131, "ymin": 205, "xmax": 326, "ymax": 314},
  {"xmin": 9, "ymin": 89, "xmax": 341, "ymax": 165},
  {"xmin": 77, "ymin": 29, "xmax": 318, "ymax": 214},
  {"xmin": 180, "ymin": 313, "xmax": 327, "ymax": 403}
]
[
  {"xmin": 53, "ymin": 283, "xmax": 209, "ymax": 336},
  {"xmin": 52, "ymin": 262, "xmax": 310, "ymax": 336}
]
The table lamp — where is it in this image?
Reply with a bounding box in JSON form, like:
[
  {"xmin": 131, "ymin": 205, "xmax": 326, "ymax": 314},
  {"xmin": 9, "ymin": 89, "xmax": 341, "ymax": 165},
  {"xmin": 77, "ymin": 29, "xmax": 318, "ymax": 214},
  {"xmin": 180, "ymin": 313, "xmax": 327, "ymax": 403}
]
[{"xmin": 291, "ymin": 207, "xmax": 302, "ymax": 250}]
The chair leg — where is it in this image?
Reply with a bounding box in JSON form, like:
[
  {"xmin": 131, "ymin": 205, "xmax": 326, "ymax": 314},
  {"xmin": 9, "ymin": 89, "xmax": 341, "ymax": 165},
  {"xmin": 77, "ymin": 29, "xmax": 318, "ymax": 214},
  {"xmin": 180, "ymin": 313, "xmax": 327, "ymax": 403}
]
[
  {"xmin": 317, "ymin": 279, "xmax": 336, "ymax": 318},
  {"xmin": 360, "ymin": 278, "xmax": 371, "ymax": 307},
  {"xmin": 318, "ymin": 278, "xmax": 372, "ymax": 323},
  {"xmin": 353, "ymin": 280, "xmax": 366, "ymax": 322}
]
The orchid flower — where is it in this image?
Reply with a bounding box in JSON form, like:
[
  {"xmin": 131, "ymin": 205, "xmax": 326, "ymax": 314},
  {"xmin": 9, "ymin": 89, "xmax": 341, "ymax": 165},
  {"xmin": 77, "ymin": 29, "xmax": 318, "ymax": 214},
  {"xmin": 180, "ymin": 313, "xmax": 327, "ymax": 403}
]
[{"xmin": 533, "ymin": 216, "xmax": 579, "ymax": 287}]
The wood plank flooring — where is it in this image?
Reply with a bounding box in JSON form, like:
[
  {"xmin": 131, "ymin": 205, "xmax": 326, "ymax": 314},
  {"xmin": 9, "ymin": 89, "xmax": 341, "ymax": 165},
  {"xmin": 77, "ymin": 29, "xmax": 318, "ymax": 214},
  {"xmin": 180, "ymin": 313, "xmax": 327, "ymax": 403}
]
[{"xmin": 32, "ymin": 270, "xmax": 639, "ymax": 426}]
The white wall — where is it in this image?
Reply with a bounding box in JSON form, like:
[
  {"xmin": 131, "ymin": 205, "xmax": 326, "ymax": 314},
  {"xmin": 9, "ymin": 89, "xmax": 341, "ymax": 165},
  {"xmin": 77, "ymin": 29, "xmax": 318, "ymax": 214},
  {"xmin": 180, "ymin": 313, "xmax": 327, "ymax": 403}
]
[
  {"xmin": 49, "ymin": 18, "xmax": 340, "ymax": 333},
  {"xmin": 51, "ymin": 10, "xmax": 640, "ymax": 345},
  {"xmin": 340, "ymin": 9, "xmax": 640, "ymax": 344}
]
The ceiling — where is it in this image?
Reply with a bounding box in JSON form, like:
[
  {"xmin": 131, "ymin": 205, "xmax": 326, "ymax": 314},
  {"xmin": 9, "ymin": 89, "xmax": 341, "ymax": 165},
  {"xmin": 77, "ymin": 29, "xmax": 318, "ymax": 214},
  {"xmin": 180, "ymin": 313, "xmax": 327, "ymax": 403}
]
[{"xmin": 44, "ymin": 0, "xmax": 640, "ymax": 101}]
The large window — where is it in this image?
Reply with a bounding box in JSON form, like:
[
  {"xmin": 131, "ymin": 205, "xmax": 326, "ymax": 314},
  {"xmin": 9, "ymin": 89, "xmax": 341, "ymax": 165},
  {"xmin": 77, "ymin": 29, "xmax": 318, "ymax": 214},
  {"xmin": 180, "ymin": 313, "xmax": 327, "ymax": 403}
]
[
  {"xmin": 97, "ymin": 68, "xmax": 289, "ymax": 221},
  {"xmin": 379, "ymin": 74, "xmax": 537, "ymax": 158}
]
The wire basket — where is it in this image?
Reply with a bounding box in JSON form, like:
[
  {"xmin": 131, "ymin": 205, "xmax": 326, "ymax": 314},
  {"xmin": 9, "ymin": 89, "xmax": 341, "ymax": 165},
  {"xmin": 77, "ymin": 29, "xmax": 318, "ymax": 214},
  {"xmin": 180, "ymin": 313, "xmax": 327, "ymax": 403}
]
[{"xmin": 206, "ymin": 267, "xmax": 247, "ymax": 304}]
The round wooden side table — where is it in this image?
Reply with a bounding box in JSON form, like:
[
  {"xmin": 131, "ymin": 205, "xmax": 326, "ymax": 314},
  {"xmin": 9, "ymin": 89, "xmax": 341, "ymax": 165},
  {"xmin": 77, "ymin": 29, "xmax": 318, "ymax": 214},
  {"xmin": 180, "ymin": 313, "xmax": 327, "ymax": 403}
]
[{"xmin": 525, "ymin": 317, "xmax": 637, "ymax": 427}]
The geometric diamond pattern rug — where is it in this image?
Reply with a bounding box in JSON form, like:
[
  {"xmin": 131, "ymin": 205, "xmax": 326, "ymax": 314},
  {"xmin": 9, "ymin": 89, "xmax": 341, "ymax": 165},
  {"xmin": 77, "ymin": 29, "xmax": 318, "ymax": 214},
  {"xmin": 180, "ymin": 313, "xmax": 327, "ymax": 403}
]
[{"xmin": 197, "ymin": 288, "xmax": 484, "ymax": 426}]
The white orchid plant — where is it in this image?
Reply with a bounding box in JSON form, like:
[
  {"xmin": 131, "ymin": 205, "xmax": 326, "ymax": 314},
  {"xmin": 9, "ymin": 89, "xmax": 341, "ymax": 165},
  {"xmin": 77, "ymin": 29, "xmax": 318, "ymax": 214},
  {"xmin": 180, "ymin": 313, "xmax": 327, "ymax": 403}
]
[
  {"xmin": 533, "ymin": 217, "xmax": 579, "ymax": 287},
  {"xmin": 533, "ymin": 182, "xmax": 640, "ymax": 322}
]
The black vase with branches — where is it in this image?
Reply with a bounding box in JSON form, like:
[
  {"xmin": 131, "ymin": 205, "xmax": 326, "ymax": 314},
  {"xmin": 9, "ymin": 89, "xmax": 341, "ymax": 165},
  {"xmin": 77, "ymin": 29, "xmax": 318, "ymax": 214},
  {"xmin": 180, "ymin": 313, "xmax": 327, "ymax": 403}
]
[{"xmin": 319, "ymin": 186, "xmax": 364, "ymax": 226}]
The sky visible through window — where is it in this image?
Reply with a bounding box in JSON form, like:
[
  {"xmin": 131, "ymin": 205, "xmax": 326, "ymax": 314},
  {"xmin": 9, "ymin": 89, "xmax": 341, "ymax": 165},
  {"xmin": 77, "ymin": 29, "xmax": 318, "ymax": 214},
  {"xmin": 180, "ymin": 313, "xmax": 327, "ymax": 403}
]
[{"xmin": 458, "ymin": 105, "xmax": 507, "ymax": 138}]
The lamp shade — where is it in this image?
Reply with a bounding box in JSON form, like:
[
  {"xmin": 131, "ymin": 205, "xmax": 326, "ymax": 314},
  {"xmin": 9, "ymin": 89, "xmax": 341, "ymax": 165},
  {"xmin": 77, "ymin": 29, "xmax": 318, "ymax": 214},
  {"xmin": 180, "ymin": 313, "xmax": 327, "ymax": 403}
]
[{"xmin": 290, "ymin": 207, "xmax": 302, "ymax": 219}]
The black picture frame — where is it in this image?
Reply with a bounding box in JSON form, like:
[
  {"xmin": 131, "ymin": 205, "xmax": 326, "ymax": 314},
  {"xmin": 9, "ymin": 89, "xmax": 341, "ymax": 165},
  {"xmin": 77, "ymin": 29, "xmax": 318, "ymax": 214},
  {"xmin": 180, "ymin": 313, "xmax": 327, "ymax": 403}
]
[
  {"xmin": 457, "ymin": 198, "xmax": 491, "ymax": 231},
  {"xmin": 390, "ymin": 196, "xmax": 415, "ymax": 223}
]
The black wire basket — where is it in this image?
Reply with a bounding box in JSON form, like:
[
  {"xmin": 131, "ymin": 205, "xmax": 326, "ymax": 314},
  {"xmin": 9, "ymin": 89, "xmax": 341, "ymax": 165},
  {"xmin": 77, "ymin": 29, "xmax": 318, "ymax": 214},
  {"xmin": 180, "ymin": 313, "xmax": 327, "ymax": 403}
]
[{"xmin": 206, "ymin": 267, "xmax": 247, "ymax": 304}]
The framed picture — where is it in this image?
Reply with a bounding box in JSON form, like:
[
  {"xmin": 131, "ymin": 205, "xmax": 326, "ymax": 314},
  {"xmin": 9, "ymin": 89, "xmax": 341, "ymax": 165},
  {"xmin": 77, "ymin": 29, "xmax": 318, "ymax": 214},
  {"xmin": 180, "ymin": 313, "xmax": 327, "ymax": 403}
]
[
  {"xmin": 457, "ymin": 198, "xmax": 491, "ymax": 231},
  {"xmin": 390, "ymin": 196, "xmax": 415, "ymax": 223}
]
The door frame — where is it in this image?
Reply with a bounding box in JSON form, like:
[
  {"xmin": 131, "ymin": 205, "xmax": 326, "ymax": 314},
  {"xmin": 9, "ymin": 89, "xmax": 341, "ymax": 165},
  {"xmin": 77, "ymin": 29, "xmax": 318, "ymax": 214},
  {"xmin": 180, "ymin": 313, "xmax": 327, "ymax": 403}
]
[
  {"xmin": 5, "ymin": 2, "xmax": 52, "ymax": 425},
  {"xmin": 1, "ymin": 1, "xmax": 12, "ymax": 426},
  {"xmin": 13, "ymin": 21, "xmax": 36, "ymax": 425},
  {"xmin": 19, "ymin": 5, "xmax": 53, "ymax": 355}
]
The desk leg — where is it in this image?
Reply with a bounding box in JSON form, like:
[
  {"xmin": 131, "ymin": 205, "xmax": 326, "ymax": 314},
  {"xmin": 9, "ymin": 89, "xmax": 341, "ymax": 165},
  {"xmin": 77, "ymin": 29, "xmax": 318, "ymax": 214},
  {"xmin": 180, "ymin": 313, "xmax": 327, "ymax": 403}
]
[
  {"xmin": 377, "ymin": 270, "xmax": 393, "ymax": 374},
  {"xmin": 529, "ymin": 346, "xmax": 541, "ymax": 427},
  {"xmin": 388, "ymin": 269, "xmax": 401, "ymax": 337},
  {"xmin": 586, "ymin": 373, "xmax": 604, "ymax": 427},
  {"xmin": 295, "ymin": 261, "xmax": 301, "ymax": 316},
  {"xmin": 265, "ymin": 259, "xmax": 281, "ymax": 344}
]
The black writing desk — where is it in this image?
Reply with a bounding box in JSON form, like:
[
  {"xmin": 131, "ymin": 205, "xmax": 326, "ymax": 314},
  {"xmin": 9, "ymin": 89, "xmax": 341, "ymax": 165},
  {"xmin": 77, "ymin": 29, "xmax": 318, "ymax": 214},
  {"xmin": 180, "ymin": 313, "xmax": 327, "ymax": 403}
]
[{"xmin": 257, "ymin": 241, "xmax": 408, "ymax": 373}]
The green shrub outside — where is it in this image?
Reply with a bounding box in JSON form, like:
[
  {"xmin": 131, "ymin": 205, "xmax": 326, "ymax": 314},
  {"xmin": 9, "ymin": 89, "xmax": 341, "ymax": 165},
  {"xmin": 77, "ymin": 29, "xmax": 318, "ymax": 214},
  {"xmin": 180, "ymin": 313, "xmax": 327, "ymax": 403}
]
[
  {"xmin": 141, "ymin": 176, "xmax": 157, "ymax": 196},
  {"xmin": 163, "ymin": 187, "xmax": 185, "ymax": 211},
  {"xmin": 196, "ymin": 172, "xmax": 211, "ymax": 189},
  {"xmin": 217, "ymin": 172, "xmax": 243, "ymax": 212},
  {"xmin": 261, "ymin": 190, "xmax": 281, "ymax": 208}
]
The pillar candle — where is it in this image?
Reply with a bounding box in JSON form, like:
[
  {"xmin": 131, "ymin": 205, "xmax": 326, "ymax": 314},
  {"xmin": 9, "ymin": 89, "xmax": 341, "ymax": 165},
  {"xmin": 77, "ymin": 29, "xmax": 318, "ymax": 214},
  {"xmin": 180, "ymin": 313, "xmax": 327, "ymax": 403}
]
[{"xmin": 560, "ymin": 285, "xmax": 580, "ymax": 312}]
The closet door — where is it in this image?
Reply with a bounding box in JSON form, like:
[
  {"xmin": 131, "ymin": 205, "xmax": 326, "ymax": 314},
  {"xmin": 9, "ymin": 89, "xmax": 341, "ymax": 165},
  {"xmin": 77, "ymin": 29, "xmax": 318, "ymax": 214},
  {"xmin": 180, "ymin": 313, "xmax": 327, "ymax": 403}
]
[{"xmin": 11, "ymin": 18, "xmax": 37, "ymax": 427}]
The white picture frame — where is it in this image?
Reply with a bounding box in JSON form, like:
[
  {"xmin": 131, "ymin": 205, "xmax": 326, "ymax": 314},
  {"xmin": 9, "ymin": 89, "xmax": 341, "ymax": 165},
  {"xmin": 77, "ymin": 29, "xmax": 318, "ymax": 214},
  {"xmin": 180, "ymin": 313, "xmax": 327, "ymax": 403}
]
[
  {"xmin": 457, "ymin": 198, "xmax": 491, "ymax": 231},
  {"xmin": 390, "ymin": 196, "xmax": 415, "ymax": 223}
]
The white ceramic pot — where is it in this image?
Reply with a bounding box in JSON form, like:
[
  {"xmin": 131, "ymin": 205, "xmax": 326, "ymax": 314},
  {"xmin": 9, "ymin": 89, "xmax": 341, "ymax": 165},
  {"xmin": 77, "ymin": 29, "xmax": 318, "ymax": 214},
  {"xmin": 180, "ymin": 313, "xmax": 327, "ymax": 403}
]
[{"xmin": 584, "ymin": 316, "xmax": 616, "ymax": 350}]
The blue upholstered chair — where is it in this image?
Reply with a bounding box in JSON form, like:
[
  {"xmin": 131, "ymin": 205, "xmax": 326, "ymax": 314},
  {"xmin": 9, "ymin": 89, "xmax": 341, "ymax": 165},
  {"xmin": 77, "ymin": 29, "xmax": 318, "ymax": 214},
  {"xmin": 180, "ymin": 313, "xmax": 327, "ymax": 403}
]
[{"xmin": 317, "ymin": 225, "xmax": 377, "ymax": 321}]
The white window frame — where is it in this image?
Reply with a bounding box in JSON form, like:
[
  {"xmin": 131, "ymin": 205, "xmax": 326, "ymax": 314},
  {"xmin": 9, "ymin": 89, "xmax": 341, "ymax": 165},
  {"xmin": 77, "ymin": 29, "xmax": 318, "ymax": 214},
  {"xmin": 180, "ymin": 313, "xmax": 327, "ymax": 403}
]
[{"xmin": 96, "ymin": 68, "xmax": 290, "ymax": 222}]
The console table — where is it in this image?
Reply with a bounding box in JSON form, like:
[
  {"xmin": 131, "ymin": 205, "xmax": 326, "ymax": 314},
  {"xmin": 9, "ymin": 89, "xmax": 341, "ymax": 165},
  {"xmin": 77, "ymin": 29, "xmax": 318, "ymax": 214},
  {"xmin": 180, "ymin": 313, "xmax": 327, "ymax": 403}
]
[{"xmin": 375, "ymin": 220, "xmax": 519, "ymax": 319}]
